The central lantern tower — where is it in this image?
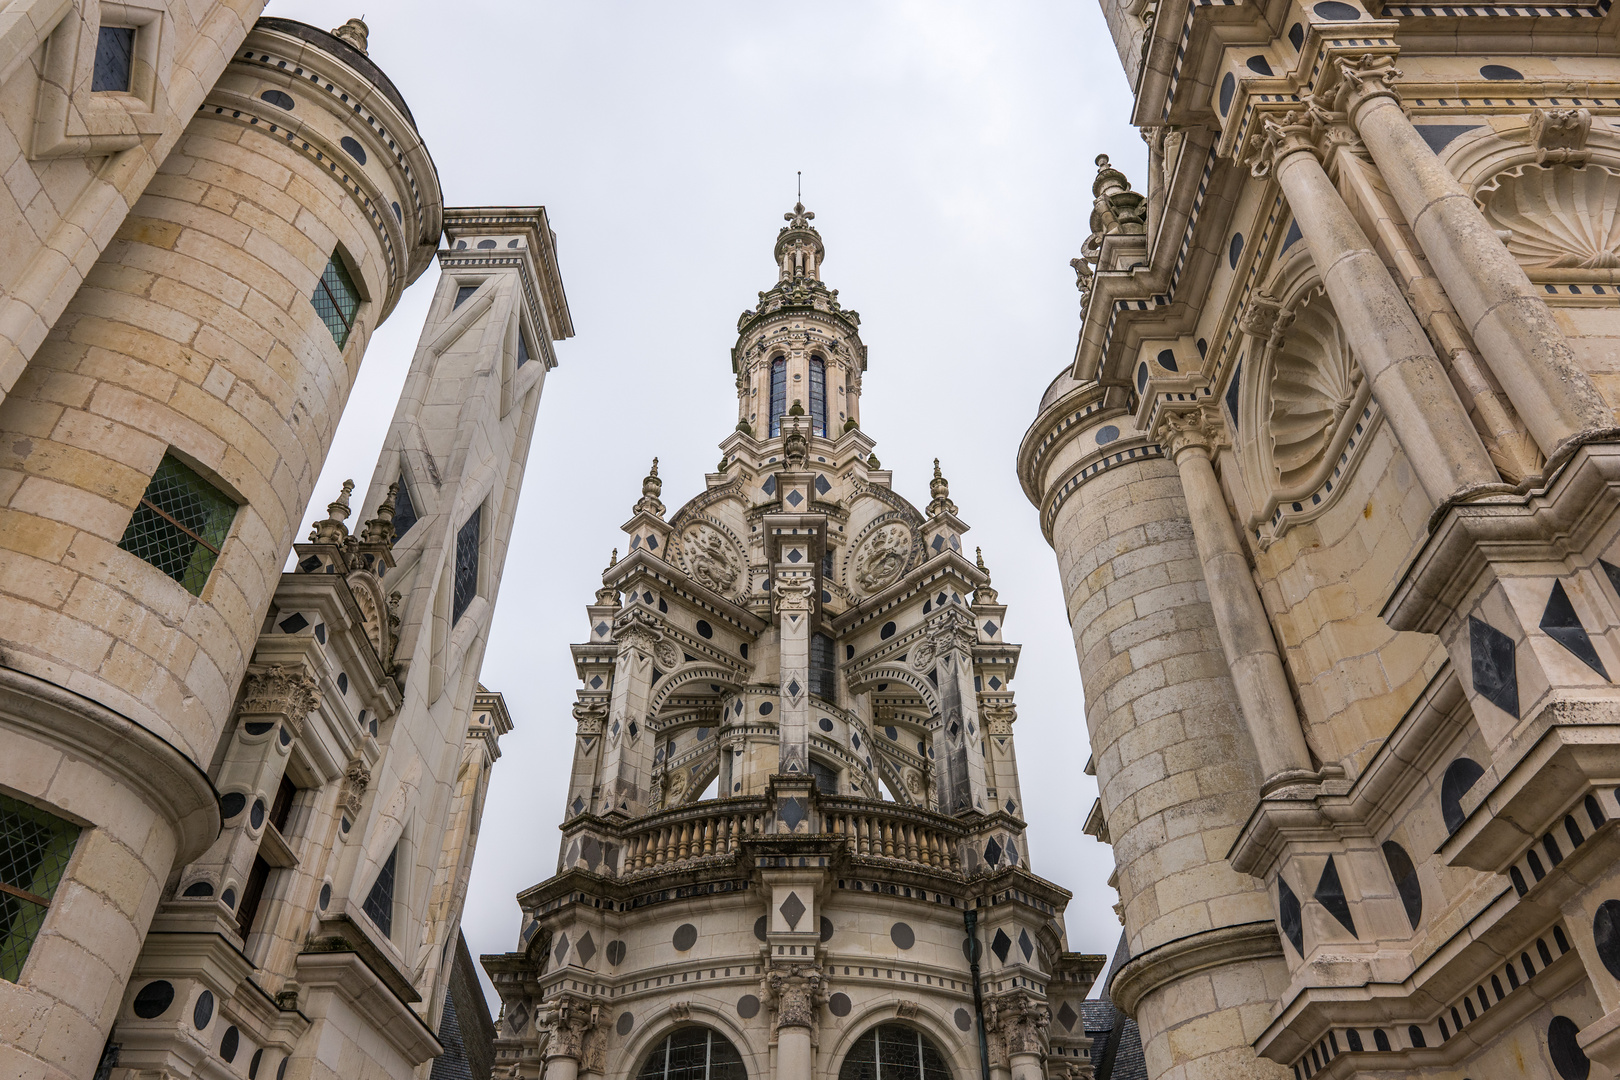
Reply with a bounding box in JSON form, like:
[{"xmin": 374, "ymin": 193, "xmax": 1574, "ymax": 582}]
[{"xmin": 485, "ymin": 206, "xmax": 1104, "ymax": 1080}]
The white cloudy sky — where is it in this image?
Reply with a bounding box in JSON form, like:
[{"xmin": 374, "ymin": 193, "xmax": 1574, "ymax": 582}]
[{"xmin": 266, "ymin": 0, "xmax": 1146, "ymax": 1002}]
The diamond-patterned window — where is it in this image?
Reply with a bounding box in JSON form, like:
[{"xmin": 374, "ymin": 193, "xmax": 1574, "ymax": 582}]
[
  {"xmin": 311, "ymin": 253, "xmax": 360, "ymax": 349},
  {"xmin": 0, "ymin": 793, "xmax": 80, "ymax": 982},
  {"xmin": 361, "ymin": 845, "xmax": 397, "ymax": 938},
  {"xmin": 453, "ymin": 507, "xmax": 481, "ymax": 625},
  {"xmin": 93, "ymin": 26, "xmax": 135, "ymax": 92},
  {"xmin": 636, "ymin": 1027, "xmax": 745, "ymax": 1080},
  {"xmin": 809, "ymin": 356, "xmax": 827, "ymax": 436},
  {"xmin": 392, "ymin": 474, "xmax": 418, "ymax": 538},
  {"xmin": 769, "ymin": 357, "xmax": 786, "ymax": 437},
  {"xmin": 118, "ymin": 454, "xmax": 237, "ymax": 596},
  {"xmin": 838, "ymin": 1025, "xmax": 951, "ymax": 1080}
]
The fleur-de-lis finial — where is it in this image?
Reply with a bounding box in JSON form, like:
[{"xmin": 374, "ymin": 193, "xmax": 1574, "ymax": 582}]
[{"xmin": 785, "ymin": 202, "xmax": 815, "ymax": 229}]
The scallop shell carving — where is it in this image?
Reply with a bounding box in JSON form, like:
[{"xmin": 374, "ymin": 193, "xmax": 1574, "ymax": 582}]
[
  {"xmin": 1268, "ymin": 287, "xmax": 1363, "ymax": 491},
  {"xmin": 1478, "ymin": 163, "xmax": 1620, "ymax": 271}
]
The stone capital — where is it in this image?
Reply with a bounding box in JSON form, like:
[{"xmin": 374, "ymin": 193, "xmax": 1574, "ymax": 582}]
[
  {"xmin": 772, "ymin": 576, "xmax": 817, "ymax": 616},
  {"xmin": 238, "ymin": 664, "xmax": 322, "ymax": 733},
  {"xmin": 1330, "ymin": 54, "xmax": 1402, "ymax": 122},
  {"xmin": 987, "ymin": 989, "xmax": 1051, "ymax": 1058},
  {"xmin": 1529, "ymin": 106, "xmax": 1592, "ymax": 165},
  {"xmin": 572, "ymin": 699, "xmax": 608, "ymax": 734},
  {"xmin": 764, "ymin": 963, "xmax": 825, "ymax": 1031},
  {"xmin": 1159, "ymin": 406, "xmax": 1226, "ymax": 462},
  {"xmin": 613, "ymin": 607, "xmax": 664, "ymax": 654},
  {"xmin": 341, "ymin": 753, "xmax": 370, "ymax": 818},
  {"xmin": 926, "ymin": 608, "xmax": 978, "ymax": 657},
  {"xmin": 1244, "ymin": 105, "xmax": 1329, "ymax": 179},
  {"xmin": 540, "ymin": 993, "xmax": 607, "ymax": 1065}
]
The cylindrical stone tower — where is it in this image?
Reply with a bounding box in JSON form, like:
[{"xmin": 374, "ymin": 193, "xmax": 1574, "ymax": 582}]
[
  {"xmin": 0, "ymin": 18, "xmax": 440, "ymax": 1080},
  {"xmin": 1017, "ymin": 374, "xmax": 1291, "ymax": 1080}
]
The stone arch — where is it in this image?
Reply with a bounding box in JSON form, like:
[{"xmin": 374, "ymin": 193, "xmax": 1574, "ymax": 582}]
[
  {"xmin": 613, "ymin": 1007, "xmax": 764, "ymax": 1080},
  {"xmin": 345, "ymin": 567, "xmax": 393, "ymax": 667},
  {"xmin": 648, "ymin": 665, "xmax": 746, "ymax": 717},
  {"xmin": 847, "ymin": 664, "xmax": 941, "ymax": 716},
  {"xmin": 825, "ymin": 1006, "xmax": 975, "ymax": 1080}
]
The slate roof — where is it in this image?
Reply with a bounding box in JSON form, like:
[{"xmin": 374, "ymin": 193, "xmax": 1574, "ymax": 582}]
[
  {"xmin": 1082, "ymin": 931, "xmax": 1146, "ymax": 1080},
  {"xmin": 430, "ymin": 933, "xmax": 497, "ymax": 1080}
]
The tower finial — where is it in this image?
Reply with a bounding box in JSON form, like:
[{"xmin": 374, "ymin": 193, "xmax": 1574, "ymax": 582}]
[
  {"xmin": 635, "ymin": 458, "xmax": 665, "ymax": 518},
  {"xmin": 309, "ymin": 479, "xmax": 355, "ymax": 544},
  {"xmin": 974, "ymin": 546, "xmax": 999, "ymax": 604},
  {"xmin": 927, "ymin": 460, "xmax": 957, "ymax": 516}
]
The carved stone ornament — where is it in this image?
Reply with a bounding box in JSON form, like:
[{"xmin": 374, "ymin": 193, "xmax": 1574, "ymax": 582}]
[
  {"xmin": 681, "ymin": 523, "xmax": 743, "ymax": 595},
  {"xmin": 927, "ymin": 608, "xmax": 978, "ymax": 657},
  {"xmin": 1329, "ymin": 53, "xmax": 1402, "ymax": 116},
  {"xmin": 1479, "ymin": 162, "xmax": 1620, "ymax": 271},
  {"xmin": 1238, "ymin": 291, "xmax": 1285, "ymax": 341},
  {"xmin": 614, "ymin": 607, "xmax": 663, "ymax": 654},
  {"xmin": 239, "ymin": 664, "xmax": 322, "ymax": 733},
  {"xmin": 983, "ymin": 705, "xmax": 1017, "ymax": 736},
  {"xmin": 572, "ymin": 700, "xmax": 608, "ymax": 734},
  {"xmin": 634, "ymin": 458, "xmax": 665, "ymax": 518},
  {"xmin": 341, "ymin": 754, "xmax": 370, "ymax": 817},
  {"xmin": 989, "ymin": 989, "xmax": 1052, "ymax": 1057},
  {"xmin": 909, "ymin": 638, "xmax": 937, "ymax": 673},
  {"xmin": 541, "ymin": 994, "xmax": 607, "ymax": 1067},
  {"xmin": 1159, "ymin": 405, "xmax": 1225, "ymax": 461},
  {"xmin": 896, "ymin": 1000, "xmax": 921, "ymax": 1019},
  {"xmin": 852, "ymin": 525, "xmax": 911, "ymax": 595},
  {"xmin": 1244, "ymin": 104, "xmax": 1329, "ymax": 179},
  {"xmin": 764, "ymin": 963, "xmax": 825, "ymax": 1031},
  {"xmin": 773, "ymin": 577, "xmax": 817, "ymax": 616},
  {"xmin": 1528, "ymin": 107, "xmax": 1592, "ymax": 165},
  {"xmin": 903, "ymin": 768, "xmax": 925, "ymax": 796},
  {"xmin": 653, "ymin": 637, "xmax": 681, "ymax": 672}
]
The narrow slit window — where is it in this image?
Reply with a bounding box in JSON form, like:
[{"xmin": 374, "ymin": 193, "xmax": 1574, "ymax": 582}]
[
  {"xmin": 311, "ymin": 254, "xmax": 360, "ymax": 349},
  {"xmin": 809, "ymin": 357, "xmax": 827, "ymax": 436},
  {"xmin": 453, "ymin": 284, "xmax": 478, "ymax": 309},
  {"xmin": 93, "ymin": 26, "xmax": 135, "ymax": 92},
  {"xmin": 517, "ymin": 330, "xmax": 532, "ymax": 367},
  {"xmin": 810, "ymin": 632, "xmax": 836, "ymax": 701},
  {"xmin": 361, "ymin": 845, "xmax": 397, "ymax": 938},
  {"xmin": 392, "ymin": 474, "xmax": 418, "ymax": 538},
  {"xmin": 118, "ymin": 455, "xmax": 237, "ymax": 596},
  {"xmin": 233, "ymin": 855, "xmax": 272, "ymax": 942},
  {"xmin": 769, "ymin": 358, "xmax": 786, "ymax": 437},
  {"xmin": 453, "ymin": 508, "xmax": 481, "ymax": 625},
  {"xmin": 0, "ymin": 793, "xmax": 80, "ymax": 982}
]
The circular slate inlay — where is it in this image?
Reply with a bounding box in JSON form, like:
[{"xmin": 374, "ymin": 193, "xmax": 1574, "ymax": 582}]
[
  {"xmin": 616, "ymin": 1012, "xmax": 634, "ymax": 1036},
  {"xmin": 819, "ymin": 718, "xmax": 835, "ymax": 732},
  {"xmin": 250, "ymin": 799, "xmax": 266, "ymax": 829},
  {"xmin": 754, "ymin": 916, "xmax": 768, "ymax": 942},
  {"xmin": 881, "ymin": 621, "xmax": 897, "ymax": 639},
  {"xmin": 1548, "ymin": 1015, "xmax": 1590, "ymax": 1079},
  {"xmin": 673, "ymin": 923, "xmax": 698, "ymax": 951},
  {"xmin": 821, "ymin": 916, "xmax": 835, "ymax": 943},
  {"xmin": 1481, "ymin": 64, "xmax": 1523, "ymax": 81},
  {"xmin": 737, "ymin": 995, "xmax": 761, "ymax": 1019},
  {"xmin": 607, "ymin": 939, "xmax": 627, "ymax": 966},
  {"xmin": 955, "ymin": 1008, "xmax": 974, "ymax": 1032},
  {"xmin": 319, "ymin": 883, "xmax": 332, "ymax": 910},
  {"xmin": 1594, "ymin": 899, "xmax": 1620, "ymax": 978},
  {"xmin": 194, "ymin": 989, "xmax": 215, "ymax": 1030},
  {"xmin": 1312, "ymin": 0, "xmax": 1361, "ymax": 17},
  {"xmin": 220, "ymin": 792, "xmax": 247, "ymax": 819},
  {"xmin": 1095, "ymin": 425, "xmax": 1120, "ymax": 446},
  {"xmin": 249, "ymin": 1049, "xmax": 264, "ymax": 1079},
  {"xmin": 696, "ymin": 620, "xmax": 713, "ymax": 639},
  {"xmin": 221, "ymin": 1025, "xmax": 240, "ymax": 1063},
  {"xmin": 759, "ymin": 701, "xmax": 773, "ymax": 715},
  {"xmin": 260, "ymin": 89, "xmax": 294, "ymax": 110},
  {"xmin": 133, "ymin": 980, "xmax": 175, "ymax": 1019},
  {"xmin": 1218, "ymin": 72, "xmax": 1236, "ymax": 115},
  {"xmin": 890, "ymin": 922, "xmax": 916, "ymax": 950},
  {"xmin": 829, "ymin": 993, "xmax": 852, "ymax": 1017},
  {"xmin": 340, "ymin": 135, "xmax": 367, "ymax": 165}
]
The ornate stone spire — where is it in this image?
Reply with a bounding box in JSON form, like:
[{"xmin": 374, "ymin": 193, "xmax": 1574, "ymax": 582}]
[
  {"xmin": 634, "ymin": 458, "xmax": 664, "ymax": 517},
  {"xmin": 331, "ymin": 17, "xmax": 369, "ymax": 53},
  {"xmin": 309, "ymin": 480, "xmax": 354, "ymax": 544},
  {"xmin": 975, "ymin": 547, "xmax": 999, "ymax": 605},
  {"xmin": 775, "ymin": 202, "xmax": 825, "ymax": 282},
  {"xmin": 595, "ymin": 549, "xmax": 621, "ymax": 607},
  {"xmin": 927, "ymin": 459, "xmax": 957, "ymax": 516},
  {"xmin": 359, "ymin": 483, "xmax": 398, "ymax": 546}
]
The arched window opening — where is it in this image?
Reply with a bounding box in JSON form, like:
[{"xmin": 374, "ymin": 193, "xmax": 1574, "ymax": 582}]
[
  {"xmin": 769, "ymin": 358, "xmax": 787, "ymax": 437},
  {"xmin": 838, "ymin": 1024, "xmax": 952, "ymax": 1080},
  {"xmin": 636, "ymin": 1028, "xmax": 746, "ymax": 1080},
  {"xmin": 1441, "ymin": 757, "xmax": 1486, "ymax": 835},
  {"xmin": 810, "ymin": 632, "xmax": 836, "ymax": 701},
  {"xmin": 810, "ymin": 757, "xmax": 839, "ymax": 796},
  {"xmin": 809, "ymin": 356, "xmax": 827, "ymax": 436}
]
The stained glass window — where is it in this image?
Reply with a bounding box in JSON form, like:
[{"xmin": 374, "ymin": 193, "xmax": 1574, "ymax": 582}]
[
  {"xmin": 769, "ymin": 358, "xmax": 786, "ymax": 437},
  {"xmin": 809, "ymin": 357, "xmax": 827, "ymax": 436},
  {"xmin": 0, "ymin": 793, "xmax": 79, "ymax": 982},
  {"xmin": 636, "ymin": 1028, "xmax": 745, "ymax": 1080},
  {"xmin": 93, "ymin": 27, "xmax": 135, "ymax": 92},
  {"xmin": 838, "ymin": 1025, "xmax": 952, "ymax": 1080},
  {"xmin": 311, "ymin": 254, "xmax": 360, "ymax": 349},
  {"xmin": 392, "ymin": 474, "xmax": 418, "ymax": 538},
  {"xmin": 362, "ymin": 845, "xmax": 397, "ymax": 938},
  {"xmin": 453, "ymin": 508, "xmax": 481, "ymax": 625},
  {"xmin": 118, "ymin": 455, "xmax": 237, "ymax": 596}
]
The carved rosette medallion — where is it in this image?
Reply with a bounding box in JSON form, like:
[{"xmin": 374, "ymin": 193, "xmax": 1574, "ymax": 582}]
[
  {"xmin": 653, "ymin": 638, "xmax": 681, "ymax": 672},
  {"xmin": 680, "ymin": 522, "xmax": 744, "ymax": 596},
  {"xmin": 850, "ymin": 523, "xmax": 911, "ymax": 596}
]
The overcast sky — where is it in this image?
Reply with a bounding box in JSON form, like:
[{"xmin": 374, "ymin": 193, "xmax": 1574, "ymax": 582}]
[{"xmin": 267, "ymin": 0, "xmax": 1146, "ymax": 1003}]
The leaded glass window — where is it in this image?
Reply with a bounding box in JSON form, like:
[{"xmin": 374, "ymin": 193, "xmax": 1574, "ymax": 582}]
[
  {"xmin": 636, "ymin": 1028, "xmax": 745, "ymax": 1080},
  {"xmin": 0, "ymin": 793, "xmax": 80, "ymax": 982},
  {"xmin": 311, "ymin": 254, "xmax": 360, "ymax": 349},
  {"xmin": 392, "ymin": 474, "xmax": 418, "ymax": 538},
  {"xmin": 810, "ymin": 758, "xmax": 839, "ymax": 796},
  {"xmin": 362, "ymin": 845, "xmax": 397, "ymax": 938},
  {"xmin": 838, "ymin": 1025, "xmax": 952, "ymax": 1080},
  {"xmin": 810, "ymin": 632, "xmax": 836, "ymax": 701},
  {"xmin": 769, "ymin": 358, "xmax": 786, "ymax": 437},
  {"xmin": 93, "ymin": 26, "xmax": 135, "ymax": 92},
  {"xmin": 809, "ymin": 357, "xmax": 827, "ymax": 436},
  {"xmin": 118, "ymin": 454, "xmax": 237, "ymax": 595},
  {"xmin": 453, "ymin": 508, "xmax": 481, "ymax": 625}
]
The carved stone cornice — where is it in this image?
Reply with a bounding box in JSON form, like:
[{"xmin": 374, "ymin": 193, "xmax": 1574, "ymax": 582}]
[
  {"xmin": 764, "ymin": 963, "xmax": 825, "ymax": 1032},
  {"xmin": 239, "ymin": 664, "xmax": 322, "ymax": 734},
  {"xmin": 1110, "ymin": 921, "xmax": 1285, "ymax": 1016}
]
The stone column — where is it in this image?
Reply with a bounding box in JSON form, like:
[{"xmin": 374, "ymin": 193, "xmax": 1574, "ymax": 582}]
[
  {"xmin": 599, "ymin": 608, "xmax": 659, "ymax": 817},
  {"xmin": 1246, "ymin": 108, "xmax": 1500, "ymax": 504},
  {"xmin": 1334, "ymin": 54, "xmax": 1614, "ymax": 458},
  {"xmin": 992, "ymin": 990, "xmax": 1051, "ymax": 1080},
  {"xmin": 926, "ymin": 608, "xmax": 990, "ymax": 815},
  {"xmin": 766, "ymin": 964, "xmax": 823, "ymax": 1080},
  {"xmin": 774, "ymin": 574, "xmax": 815, "ymax": 777},
  {"xmin": 1162, "ymin": 409, "xmax": 1315, "ymax": 788}
]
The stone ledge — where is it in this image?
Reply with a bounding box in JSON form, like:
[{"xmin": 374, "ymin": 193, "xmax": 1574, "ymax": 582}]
[{"xmin": 1108, "ymin": 920, "xmax": 1284, "ymax": 1016}]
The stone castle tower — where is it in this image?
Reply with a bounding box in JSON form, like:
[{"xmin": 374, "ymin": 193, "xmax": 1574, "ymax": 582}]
[
  {"xmin": 1020, "ymin": 4, "xmax": 1620, "ymax": 1079},
  {"xmin": 0, "ymin": 11, "xmax": 571, "ymax": 1080},
  {"xmin": 483, "ymin": 207, "xmax": 1106, "ymax": 1080}
]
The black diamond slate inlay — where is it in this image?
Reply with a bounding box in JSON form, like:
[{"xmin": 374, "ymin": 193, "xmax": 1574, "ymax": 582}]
[
  {"xmin": 278, "ymin": 612, "xmax": 309, "ymax": 634},
  {"xmin": 1542, "ymin": 580, "xmax": 1609, "ymax": 679},
  {"xmin": 1278, "ymin": 875, "xmax": 1303, "ymax": 955},
  {"xmin": 984, "ymin": 837, "xmax": 1002, "ymax": 866},
  {"xmin": 787, "ymin": 679, "xmax": 801, "ymax": 697},
  {"xmin": 298, "ymin": 556, "xmax": 321, "ymax": 573},
  {"xmin": 1006, "ymin": 799, "xmax": 1017, "ymax": 813},
  {"xmin": 815, "ymin": 475, "xmax": 831, "ymax": 494},
  {"xmin": 786, "ymin": 489, "xmax": 804, "ymax": 507},
  {"xmin": 1057, "ymin": 1002, "xmax": 1078, "ymax": 1031},
  {"xmin": 780, "ymin": 891, "xmax": 806, "ymax": 930},
  {"xmin": 553, "ymin": 933, "xmax": 569, "ymax": 964},
  {"xmin": 576, "ymin": 932, "xmax": 596, "ymax": 965},
  {"xmin": 779, "ymin": 797, "xmax": 807, "ymax": 831},
  {"xmin": 570, "ymin": 795, "xmax": 585, "ymax": 816},
  {"xmin": 763, "ymin": 476, "xmax": 777, "ymax": 495},
  {"xmin": 991, "ymin": 928, "xmax": 1012, "ymax": 962},
  {"xmin": 787, "ymin": 547, "xmax": 802, "ymax": 562},
  {"xmin": 984, "ymin": 621, "xmax": 998, "ymax": 636},
  {"xmin": 1018, "ymin": 928, "xmax": 1034, "ymax": 960},
  {"xmin": 1314, "ymin": 857, "xmax": 1358, "ymax": 937},
  {"xmin": 931, "ymin": 534, "xmax": 945, "ymax": 552},
  {"xmin": 1470, "ymin": 615, "xmax": 1520, "ymax": 717},
  {"xmin": 590, "ymin": 676, "xmax": 603, "ymax": 688},
  {"xmin": 1601, "ymin": 559, "xmax": 1620, "ymax": 602},
  {"xmin": 595, "ymin": 622, "xmax": 609, "ymax": 636}
]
